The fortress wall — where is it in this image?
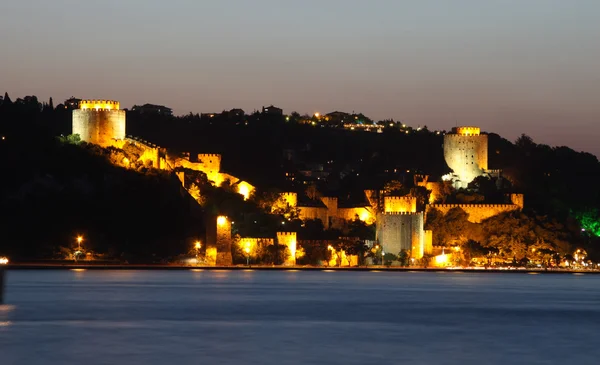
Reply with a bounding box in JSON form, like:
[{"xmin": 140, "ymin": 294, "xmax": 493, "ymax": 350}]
[
  {"xmin": 510, "ymin": 193, "xmax": 524, "ymax": 210},
  {"xmin": 384, "ymin": 196, "xmax": 417, "ymax": 213},
  {"xmin": 277, "ymin": 232, "xmax": 297, "ymax": 266},
  {"xmin": 427, "ymin": 203, "xmax": 521, "ymax": 223},
  {"xmin": 197, "ymin": 154, "xmax": 221, "ymax": 174},
  {"xmin": 239, "ymin": 238, "xmax": 274, "ymax": 257},
  {"xmin": 298, "ymin": 206, "xmax": 328, "ymax": 226},
  {"xmin": 73, "ymin": 109, "xmax": 126, "ymax": 146},
  {"xmin": 337, "ymin": 207, "xmax": 375, "ymax": 224},
  {"xmin": 320, "ymin": 197, "xmax": 338, "ymax": 217},
  {"xmin": 376, "ymin": 212, "xmax": 424, "ymax": 258}
]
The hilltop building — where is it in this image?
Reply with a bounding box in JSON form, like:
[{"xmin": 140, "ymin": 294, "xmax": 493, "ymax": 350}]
[
  {"xmin": 262, "ymin": 105, "xmax": 283, "ymax": 116},
  {"xmin": 72, "ymin": 100, "xmax": 125, "ymax": 146},
  {"xmin": 131, "ymin": 103, "xmax": 173, "ymax": 117}
]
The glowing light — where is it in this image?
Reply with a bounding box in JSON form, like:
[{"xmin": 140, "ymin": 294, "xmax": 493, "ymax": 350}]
[
  {"xmin": 237, "ymin": 181, "xmax": 253, "ymax": 200},
  {"xmin": 79, "ymin": 100, "xmax": 120, "ymax": 111},
  {"xmin": 314, "ymin": 112, "xmax": 320, "ymax": 118},
  {"xmin": 77, "ymin": 236, "xmax": 83, "ymax": 244},
  {"xmin": 244, "ymin": 247, "xmax": 250, "ymax": 254},
  {"xmin": 455, "ymin": 126, "xmax": 481, "ymax": 136},
  {"xmin": 0, "ymin": 257, "xmax": 8, "ymax": 265},
  {"xmin": 217, "ymin": 216, "xmax": 227, "ymax": 226},
  {"xmin": 195, "ymin": 241, "xmax": 202, "ymax": 250},
  {"xmin": 434, "ymin": 254, "xmax": 449, "ymax": 265},
  {"xmin": 70, "ymin": 268, "xmax": 86, "ymax": 272}
]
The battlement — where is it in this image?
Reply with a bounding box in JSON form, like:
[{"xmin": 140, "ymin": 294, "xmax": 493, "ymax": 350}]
[
  {"xmin": 278, "ymin": 192, "xmax": 298, "ymax": 208},
  {"xmin": 79, "ymin": 100, "xmax": 120, "ymax": 110},
  {"xmin": 427, "ymin": 201, "xmax": 522, "ymax": 223},
  {"xmin": 380, "ymin": 211, "xmax": 422, "ymax": 216},
  {"xmin": 126, "ymin": 136, "xmax": 160, "ymax": 149},
  {"xmin": 276, "ymin": 232, "xmax": 297, "ymax": 237},
  {"xmin": 452, "ymin": 126, "xmax": 481, "ymax": 136},
  {"xmin": 197, "ymin": 154, "xmax": 221, "ymax": 172},
  {"xmin": 429, "ymin": 203, "xmax": 517, "ymax": 209},
  {"xmin": 197, "ymin": 153, "xmax": 221, "ymax": 159},
  {"xmin": 384, "ymin": 196, "xmax": 417, "ymax": 213}
]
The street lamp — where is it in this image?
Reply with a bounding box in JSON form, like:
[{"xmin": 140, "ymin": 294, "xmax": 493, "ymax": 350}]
[
  {"xmin": 245, "ymin": 246, "xmax": 250, "ymax": 266},
  {"xmin": 75, "ymin": 236, "xmax": 83, "ymax": 262},
  {"xmin": 381, "ymin": 250, "xmax": 385, "ymax": 267}
]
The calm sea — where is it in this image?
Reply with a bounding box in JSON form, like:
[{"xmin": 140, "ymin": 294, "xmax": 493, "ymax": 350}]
[{"xmin": 1, "ymin": 270, "xmax": 599, "ymax": 365}]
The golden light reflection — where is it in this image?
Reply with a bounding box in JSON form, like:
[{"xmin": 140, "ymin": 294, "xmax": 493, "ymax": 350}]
[
  {"xmin": 217, "ymin": 216, "xmax": 227, "ymax": 226},
  {"xmin": 70, "ymin": 268, "xmax": 86, "ymax": 272}
]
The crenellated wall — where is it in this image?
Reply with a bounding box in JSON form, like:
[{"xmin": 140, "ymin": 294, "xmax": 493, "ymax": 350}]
[
  {"xmin": 384, "ymin": 196, "xmax": 417, "ymax": 213},
  {"xmin": 298, "ymin": 206, "xmax": 328, "ymax": 224},
  {"xmin": 273, "ymin": 192, "xmax": 298, "ymax": 213},
  {"xmin": 320, "ymin": 197, "xmax": 338, "ymax": 217},
  {"xmin": 196, "ymin": 154, "xmax": 221, "ymax": 174},
  {"xmin": 276, "ymin": 232, "xmax": 297, "ymax": 266},
  {"xmin": 376, "ymin": 212, "xmax": 425, "ymax": 259},
  {"xmin": 427, "ymin": 203, "xmax": 521, "ymax": 223}
]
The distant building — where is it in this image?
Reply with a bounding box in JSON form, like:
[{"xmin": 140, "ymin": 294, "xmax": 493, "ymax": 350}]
[
  {"xmin": 262, "ymin": 105, "xmax": 283, "ymax": 116},
  {"xmin": 131, "ymin": 104, "xmax": 173, "ymax": 117},
  {"xmin": 64, "ymin": 97, "xmax": 82, "ymax": 110}
]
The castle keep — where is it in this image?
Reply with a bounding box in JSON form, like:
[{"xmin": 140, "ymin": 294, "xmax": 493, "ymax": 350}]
[
  {"xmin": 443, "ymin": 126, "xmax": 488, "ymax": 188},
  {"xmin": 72, "ymin": 100, "xmax": 125, "ymax": 146}
]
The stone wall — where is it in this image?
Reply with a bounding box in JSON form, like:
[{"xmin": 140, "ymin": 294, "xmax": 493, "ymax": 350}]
[
  {"xmin": 337, "ymin": 207, "xmax": 375, "ymax": 224},
  {"xmin": 298, "ymin": 206, "xmax": 328, "ymax": 227},
  {"xmin": 427, "ymin": 203, "xmax": 520, "ymax": 223}
]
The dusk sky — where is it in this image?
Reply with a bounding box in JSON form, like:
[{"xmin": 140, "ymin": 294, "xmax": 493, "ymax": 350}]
[{"xmin": 1, "ymin": 0, "xmax": 599, "ymax": 155}]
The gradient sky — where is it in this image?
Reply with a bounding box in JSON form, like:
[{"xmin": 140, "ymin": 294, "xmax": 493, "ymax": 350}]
[{"xmin": 1, "ymin": 0, "xmax": 599, "ymax": 155}]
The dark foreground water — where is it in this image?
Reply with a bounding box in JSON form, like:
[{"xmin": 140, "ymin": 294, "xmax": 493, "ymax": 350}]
[{"xmin": 1, "ymin": 270, "xmax": 599, "ymax": 365}]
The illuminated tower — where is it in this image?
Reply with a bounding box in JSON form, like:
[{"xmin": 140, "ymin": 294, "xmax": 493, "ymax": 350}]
[
  {"xmin": 72, "ymin": 100, "xmax": 126, "ymax": 146},
  {"xmin": 276, "ymin": 232, "xmax": 297, "ymax": 266},
  {"xmin": 443, "ymin": 126, "xmax": 488, "ymax": 188}
]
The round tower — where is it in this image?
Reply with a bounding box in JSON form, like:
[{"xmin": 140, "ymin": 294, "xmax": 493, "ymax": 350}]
[
  {"xmin": 443, "ymin": 126, "xmax": 488, "ymax": 187},
  {"xmin": 72, "ymin": 100, "xmax": 126, "ymax": 146}
]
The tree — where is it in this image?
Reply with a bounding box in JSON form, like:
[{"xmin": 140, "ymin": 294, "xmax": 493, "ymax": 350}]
[{"xmin": 397, "ymin": 249, "xmax": 410, "ymax": 267}]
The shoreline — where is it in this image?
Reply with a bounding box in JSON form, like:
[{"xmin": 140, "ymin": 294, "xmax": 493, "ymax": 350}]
[{"xmin": 1, "ymin": 264, "xmax": 598, "ymax": 274}]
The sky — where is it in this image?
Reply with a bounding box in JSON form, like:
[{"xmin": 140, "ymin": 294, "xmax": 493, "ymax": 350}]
[{"xmin": 1, "ymin": 0, "xmax": 599, "ymax": 155}]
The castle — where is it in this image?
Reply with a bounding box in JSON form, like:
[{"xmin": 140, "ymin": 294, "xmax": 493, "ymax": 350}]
[
  {"xmin": 72, "ymin": 104, "xmax": 524, "ymax": 266},
  {"xmin": 72, "ymin": 100, "xmax": 255, "ymax": 200}
]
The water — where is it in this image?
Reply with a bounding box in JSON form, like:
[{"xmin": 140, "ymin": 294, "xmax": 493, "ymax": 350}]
[{"xmin": 1, "ymin": 270, "xmax": 599, "ymax": 365}]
